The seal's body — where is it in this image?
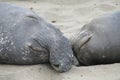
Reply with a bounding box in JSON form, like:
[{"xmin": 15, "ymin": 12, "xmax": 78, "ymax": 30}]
[
  {"xmin": 0, "ymin": 3, "xmax": 74, "ymax": 72},
  {"xmin": 72, "ymin": 11, "xmax": 120, "ymax": 65}
]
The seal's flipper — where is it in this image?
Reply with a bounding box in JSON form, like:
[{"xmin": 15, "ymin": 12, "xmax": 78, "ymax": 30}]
[
  {"xmin": 72, "ymin": 31, "xmax": 92, "ymax": 49},
  {"xmin": 72, "ymin": 31, "xmax": 92, "ymax": 66},
  {"xmin": 79, "ymin": 31, "xmax": 92, "ymax": 49}
]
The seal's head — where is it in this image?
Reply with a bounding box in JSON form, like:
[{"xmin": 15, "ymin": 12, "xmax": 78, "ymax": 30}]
[
  {"xmin": 32, "ymin": 22, "xmax": 74, "ymax": 72},
  {"xmin": 26, "ymin": 31, "xmax": 73, "ymax": 72}
]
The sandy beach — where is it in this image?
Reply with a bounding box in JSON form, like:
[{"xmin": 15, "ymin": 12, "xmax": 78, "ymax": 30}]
[{"xmin": 0, "ymin": 0, "xmax": 120, "ymax": 80}]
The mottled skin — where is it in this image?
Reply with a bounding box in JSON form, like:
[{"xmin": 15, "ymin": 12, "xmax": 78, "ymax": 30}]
[
  {"xmin": 0, "ymin": 3, "xmax": 74, "ymax": 72},
  {"xmin": 72, "ymin": 11, "xmax": 120, "ymax": 66}
]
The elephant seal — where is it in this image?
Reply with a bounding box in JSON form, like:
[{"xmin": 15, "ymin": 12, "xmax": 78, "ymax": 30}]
[
  {"xmin": 72, "ymin": 11, "xmax": 120, "ymax": 66},
  {"xmin": 0, "ymin": 3, "xmax": 74, "ymax": 72}
]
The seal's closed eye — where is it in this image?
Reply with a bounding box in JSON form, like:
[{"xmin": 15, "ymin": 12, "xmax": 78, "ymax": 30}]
[
  {"xmin": 26, "ymin": 15, "xmax": 38, "ymax": 20},
  {"xmin": 25, "ymin": 40, "xmax": 47, "ymax": 53}
]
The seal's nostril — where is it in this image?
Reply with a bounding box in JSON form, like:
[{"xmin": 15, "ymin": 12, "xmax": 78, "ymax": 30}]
[{"xmin": 53, "ymin": 64, "xmax": 59, "ymax": 68}]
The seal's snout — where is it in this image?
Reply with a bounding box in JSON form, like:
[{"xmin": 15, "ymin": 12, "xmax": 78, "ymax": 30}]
[
  {"xmin": 50, "ymin": 55, "xmax": 72, "ymax": 72},
  {"xmin": 49, "ymin": 35, "xmax": 74, "ymax": 72},
  {"xmin": 51, "ymin": 61, "xmax": 72, "ymax": 72}
]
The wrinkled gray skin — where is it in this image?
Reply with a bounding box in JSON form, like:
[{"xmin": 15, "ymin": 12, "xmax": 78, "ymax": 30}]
[
  {"xmin": 72, "ymin": 11, "xmax": 120, "ymax": 66},
  {"xmin": 0, "ymin": 3, "xmax": 74, "ymax": 72}
]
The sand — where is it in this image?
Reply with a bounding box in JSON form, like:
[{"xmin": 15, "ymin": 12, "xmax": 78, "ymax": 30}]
[{"xmin": 0, "ymin": 0, "xmax": 119, "ymax": 80}]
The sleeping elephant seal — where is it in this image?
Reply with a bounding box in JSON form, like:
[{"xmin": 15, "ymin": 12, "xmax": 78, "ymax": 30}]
[
  {"xmin": 72, "ymin": 11, "xmax": 120, "ymax": 66},
  {"xmin": 0, "ymin": 3, "xmax": 74, "ymax": 72}
]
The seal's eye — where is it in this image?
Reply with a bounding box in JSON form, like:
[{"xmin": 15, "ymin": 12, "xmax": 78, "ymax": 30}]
[
  {"xmin": 25, "ymin": 39, "xmax": 47, "ymax": 53},
  {"xmin": 28, "ymin": 45, "xmax": 47, "ymax": 53},
  {"xmin": 26, "ymin": 15, "xmax": 38, "ymax": 20}
]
